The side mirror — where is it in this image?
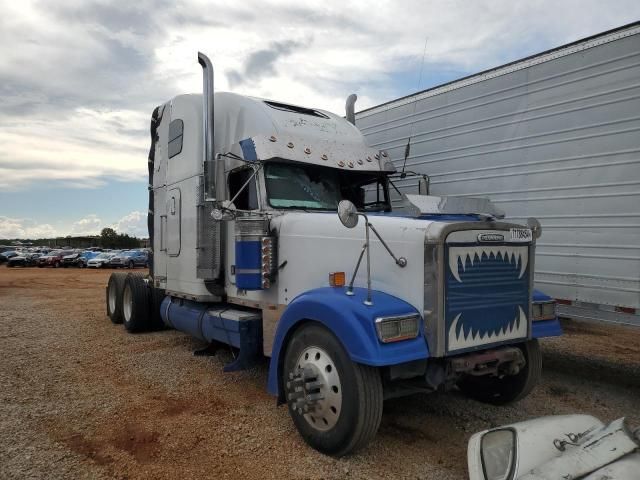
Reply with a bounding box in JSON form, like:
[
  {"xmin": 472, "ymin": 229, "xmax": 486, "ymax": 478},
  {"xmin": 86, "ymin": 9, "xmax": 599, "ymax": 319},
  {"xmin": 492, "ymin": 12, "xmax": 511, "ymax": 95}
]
[
  {"xmin": 468, "ymin": 415, "xmax": 640, "ymax": 480},
  {"xmin": 211, "ymin": 200, "xmax": 237, "ymax": 221},
  {"xmin": 338, "ymin": 200, "xmax": 359, "ymax": 229},
  {"xmin": 418, "ymin": 176, "xmax": 429, "ymax": 195},
  {"xmin": 527, "ymin": 217, "xmax": 542, "ymax": 239}
]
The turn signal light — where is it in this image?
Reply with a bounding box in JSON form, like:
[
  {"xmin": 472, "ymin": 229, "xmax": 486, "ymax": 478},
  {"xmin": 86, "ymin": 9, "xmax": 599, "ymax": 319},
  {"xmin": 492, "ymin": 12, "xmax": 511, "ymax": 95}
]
[{"xmin": 329, "ymin": 272, "xmax": 346, "ymax": 287}]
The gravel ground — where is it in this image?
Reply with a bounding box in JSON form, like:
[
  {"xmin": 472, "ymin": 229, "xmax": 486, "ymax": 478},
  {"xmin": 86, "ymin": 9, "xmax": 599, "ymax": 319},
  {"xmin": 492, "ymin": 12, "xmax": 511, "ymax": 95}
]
[{"xmin": 0, "ymin": 267, "xmax": 638, "ymax": 479}]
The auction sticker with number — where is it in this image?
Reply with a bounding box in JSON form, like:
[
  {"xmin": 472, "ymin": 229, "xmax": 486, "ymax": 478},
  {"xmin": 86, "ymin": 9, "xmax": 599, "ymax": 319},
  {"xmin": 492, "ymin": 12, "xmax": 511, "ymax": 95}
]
[{"xmin": 510, "ymin": 228, "xmax": 533, "ymax": 242}]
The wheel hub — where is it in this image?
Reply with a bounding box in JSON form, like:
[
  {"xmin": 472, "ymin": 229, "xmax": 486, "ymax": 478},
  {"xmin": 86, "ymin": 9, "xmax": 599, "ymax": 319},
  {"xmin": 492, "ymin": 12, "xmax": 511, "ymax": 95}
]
[{"xmin": 286, "ymin": 346, "xmax": 342, "ymax": 431}]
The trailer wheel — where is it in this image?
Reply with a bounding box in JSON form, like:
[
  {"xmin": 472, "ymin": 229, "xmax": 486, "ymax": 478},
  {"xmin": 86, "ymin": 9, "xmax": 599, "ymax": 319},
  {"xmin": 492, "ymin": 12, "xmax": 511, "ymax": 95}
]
[
  {"xmin": 122, "ymin": 273, "xmax": 151, "ymax": 333},
  {"xmin": 283, "ymin": 323, "xmax": 383, "ymax": 456},
  {"xmin": 457, "ymin": 339, "xmax": 542, "ymax": 405},
  {"xmin": 106, "ymin": 272, "xmax": 128, "ymax": 324}
]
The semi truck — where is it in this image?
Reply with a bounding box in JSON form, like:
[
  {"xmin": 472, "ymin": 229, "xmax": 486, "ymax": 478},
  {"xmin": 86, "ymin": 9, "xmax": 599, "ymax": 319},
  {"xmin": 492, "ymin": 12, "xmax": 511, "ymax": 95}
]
[
  {"xmin": 356, "ymin": 21, "xmax": 640, "ymax": 326},
  {"xmin": 105, "ymin": 52, "xmax": 561, "ymax": 456}
]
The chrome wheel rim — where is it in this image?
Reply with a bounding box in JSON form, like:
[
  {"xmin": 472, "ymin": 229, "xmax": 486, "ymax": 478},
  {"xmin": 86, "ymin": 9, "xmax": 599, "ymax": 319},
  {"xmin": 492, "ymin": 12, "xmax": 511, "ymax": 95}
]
[
  {"xmin": 123, "ymin": 284, "xmax": 133, "ymax": 322},
  {"xmin": 108, "ymin": 283, "xmax": 117, "ymax": 313},
  {"xmin": 293, "ymin": 346, "xmax": 342, "ymax": 431}
]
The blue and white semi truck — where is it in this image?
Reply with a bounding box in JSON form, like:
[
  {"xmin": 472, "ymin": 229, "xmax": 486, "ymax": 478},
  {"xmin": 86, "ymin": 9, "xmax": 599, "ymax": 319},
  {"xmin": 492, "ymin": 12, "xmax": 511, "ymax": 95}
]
[{"xmin": 105, "ymin": 53, "xmax": 562, "ymax": 456}]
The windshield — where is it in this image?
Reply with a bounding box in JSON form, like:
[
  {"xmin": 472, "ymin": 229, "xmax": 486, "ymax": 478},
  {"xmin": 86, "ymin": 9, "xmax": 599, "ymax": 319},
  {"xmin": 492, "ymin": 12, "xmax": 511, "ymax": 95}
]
[
  {"xmin": 264, "ymin": 162, "xmax": 390, "ymax": 211},
  {"xmin": 96, "ymin": 253, "xmax": 111, "ymax": 259}
]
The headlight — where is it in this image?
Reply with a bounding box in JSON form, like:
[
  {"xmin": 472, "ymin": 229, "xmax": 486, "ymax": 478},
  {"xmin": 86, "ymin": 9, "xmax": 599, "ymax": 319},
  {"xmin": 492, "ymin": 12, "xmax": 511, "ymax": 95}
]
[
  {"xmin": 375, "ymin": 314, "xmax": 420, "ymax": 343},
  {"xmin": 532, "ymin": 300, "xmax": 556, "ymax": 321},
  {"xmin": 481, "ymin": 429, "xmax": 516, "ymax": 480}
]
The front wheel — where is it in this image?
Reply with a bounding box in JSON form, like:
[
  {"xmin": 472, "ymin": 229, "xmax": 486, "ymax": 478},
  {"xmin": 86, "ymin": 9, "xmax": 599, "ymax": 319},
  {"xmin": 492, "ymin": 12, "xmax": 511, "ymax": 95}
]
[
  {"xmin": 128, "ymin": 260, "xmax": 134, "ymax": 269},
  {"xmin": 457, "ymin": 339, "xmax": 542, "ymax": 405},
  {"xmin": 283, "ymin": 324, "xmax": 383, "ymax": 456}
]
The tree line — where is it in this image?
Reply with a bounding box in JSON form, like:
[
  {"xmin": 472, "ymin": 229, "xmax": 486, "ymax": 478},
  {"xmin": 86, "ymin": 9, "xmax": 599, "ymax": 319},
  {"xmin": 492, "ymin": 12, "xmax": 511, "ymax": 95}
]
[{"xmin": 0, "ymin": 228, "xmax": 146, "ymax": 249}]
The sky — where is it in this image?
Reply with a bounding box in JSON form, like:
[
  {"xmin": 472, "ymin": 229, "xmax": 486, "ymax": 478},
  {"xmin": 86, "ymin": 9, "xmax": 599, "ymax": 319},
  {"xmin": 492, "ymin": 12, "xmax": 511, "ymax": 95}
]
[{"xmin": 1, "ymin": 0, "xmax": 639, "ymax": 238}]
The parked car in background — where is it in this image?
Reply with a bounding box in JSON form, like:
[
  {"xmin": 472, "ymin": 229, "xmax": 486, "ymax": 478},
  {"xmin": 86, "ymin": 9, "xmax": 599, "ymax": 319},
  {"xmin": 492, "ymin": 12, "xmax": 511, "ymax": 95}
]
[
  {"xmin": 62, "ymin": 251, "xmax": 82, "ymax": 267},
  {"xmin": 7, "ymin": 253, "xmax": 41, "ymax": 267},
  {"xmin": 76, "ymin": 251, "xmax": 99, "ymax": 268},
  {"xmin": 37, "ymin": 250, "xmax": 74, "ymax": 268},
  {"xmin": 109, "ymin": 250, "xmax": 148, "ymax": 269},
  {"xmin": 86, "ymin": 252, "xmax": 116, "ymax": 268},
  {"xmin": 0, "ymin": 251, "xmax": 19, "ymax": 264}
]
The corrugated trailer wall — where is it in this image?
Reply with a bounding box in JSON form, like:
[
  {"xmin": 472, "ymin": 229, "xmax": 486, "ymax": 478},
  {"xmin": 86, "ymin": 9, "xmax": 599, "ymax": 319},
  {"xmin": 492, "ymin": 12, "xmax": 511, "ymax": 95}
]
[{"xmin": 356, "ymin": 23, "xmax": 640, "ymax": 318}]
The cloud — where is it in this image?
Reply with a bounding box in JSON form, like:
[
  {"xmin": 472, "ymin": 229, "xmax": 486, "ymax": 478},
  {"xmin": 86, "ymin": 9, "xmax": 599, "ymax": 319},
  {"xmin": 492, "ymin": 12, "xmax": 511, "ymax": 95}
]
[
  {"xmin": 227, "ymin": 39, "xmax": 309, "ymax": 88},
  {"xmin": 0, "ymin": 216, "xmax": 57, "ymax": 239},
  {"xmin": 113, "ymin": 211, "xmax": 147, "ymax": 237},
  {"xmin": 0, "ymin": 211, "xmax": 148, "ymax": 239},
  {"xmin": 70, "ymin": 214, "xmax": 103, "ymax": 236},
  {"xmin": 1, "ymin": 0, "xmax": 639, "ymax": 195}
]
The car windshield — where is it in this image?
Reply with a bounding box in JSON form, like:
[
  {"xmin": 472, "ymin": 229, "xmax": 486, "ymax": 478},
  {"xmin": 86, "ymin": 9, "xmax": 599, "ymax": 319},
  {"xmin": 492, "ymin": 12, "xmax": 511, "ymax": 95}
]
[
  {"xmin": 96, "ymin": 253, "xmax": 110, "ymax": 259},
  {"xmin": 264, "ymin": 162, "xmax": 390, "ymax": 211}
]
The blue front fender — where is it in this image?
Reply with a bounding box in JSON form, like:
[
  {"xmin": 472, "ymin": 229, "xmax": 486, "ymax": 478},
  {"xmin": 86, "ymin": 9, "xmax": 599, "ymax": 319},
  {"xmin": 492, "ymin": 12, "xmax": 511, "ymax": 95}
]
[
  {"xmin": 266, "ymin": 287, "xmax": 429, "ymax": 396},
  {"xmin": 532, "ymin": 288, "xmax": 563, "ymax": 338}
]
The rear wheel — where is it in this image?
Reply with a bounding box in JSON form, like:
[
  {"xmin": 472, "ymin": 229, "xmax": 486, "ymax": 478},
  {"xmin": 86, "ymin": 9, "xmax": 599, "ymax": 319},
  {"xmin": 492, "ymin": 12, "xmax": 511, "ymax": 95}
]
[
  {"xmin": 149, "ymin": 287, "xmax": 166, "ymax": 330},
  {"xmin": 122, "ymin": 273, "xmax": 151, "ymax": 333},
  {"xmin": 54, "ymin": 261, "xmax": 60, "ymax": 268},
  {"xmin": 283, "ymin": 324, "xmax": 383, "ymax": 456},
  {"xmin": 106, "ymin": 272, "xmax": 127, "ymax": 324},
  {"xmin": 457, "ymin": 339, "xmax": 542, "ymax": 405},
  {"xmin": 128, "ymin": 260, "xmax": 134, "ymax": 269}
]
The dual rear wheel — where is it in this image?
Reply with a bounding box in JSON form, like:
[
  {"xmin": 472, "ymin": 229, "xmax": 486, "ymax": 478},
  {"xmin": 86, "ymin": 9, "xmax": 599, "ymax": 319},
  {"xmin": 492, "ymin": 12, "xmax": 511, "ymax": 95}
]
[{"xmin": 106, "ymin": 272, "xmax": 164, "ymax": 332}]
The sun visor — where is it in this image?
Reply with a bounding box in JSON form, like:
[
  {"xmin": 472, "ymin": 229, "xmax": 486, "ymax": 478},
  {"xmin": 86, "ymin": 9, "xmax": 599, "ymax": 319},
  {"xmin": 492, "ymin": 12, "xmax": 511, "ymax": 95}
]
[{"xmin": 238, "ymin": 135, "xmax": 392, "ymax": 172}]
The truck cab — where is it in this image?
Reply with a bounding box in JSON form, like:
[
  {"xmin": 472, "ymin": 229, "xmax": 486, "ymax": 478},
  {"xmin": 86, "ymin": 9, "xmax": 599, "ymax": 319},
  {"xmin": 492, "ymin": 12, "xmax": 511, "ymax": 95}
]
[{"xmin": 107, "ymin": 53, "xmax": 562, "ymax": 456}]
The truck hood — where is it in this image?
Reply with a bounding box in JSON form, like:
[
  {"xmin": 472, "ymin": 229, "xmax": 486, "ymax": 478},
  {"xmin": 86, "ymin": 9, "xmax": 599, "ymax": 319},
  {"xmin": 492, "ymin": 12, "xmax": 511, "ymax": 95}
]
[
  {"xmin": 271, "ymin": 211, "xmax": 533, "ymax": 354},
  {"xmin": 271, "ymin": 211, "xmax": 437, "ymax": 313}
]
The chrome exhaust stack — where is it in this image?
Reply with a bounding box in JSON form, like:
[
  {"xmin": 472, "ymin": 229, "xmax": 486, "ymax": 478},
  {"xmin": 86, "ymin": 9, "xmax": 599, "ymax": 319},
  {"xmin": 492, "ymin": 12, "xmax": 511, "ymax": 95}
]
[
  {"xmin": 196, "ymin": 52, "xmax": 222, "ymax": 282},
  {"xmin": 198, "ymin": 52, "xmax": 216, "ymax": 202},
  {"xmin": 345, "ymin": 94, "xmax": 357, "ymax": 125}
]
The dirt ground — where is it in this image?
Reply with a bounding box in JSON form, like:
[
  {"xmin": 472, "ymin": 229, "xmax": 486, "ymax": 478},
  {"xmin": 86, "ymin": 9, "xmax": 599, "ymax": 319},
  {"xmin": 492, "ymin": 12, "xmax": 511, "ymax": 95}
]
[{"xmin": 0, "ymin": 267, "xmax": 638, "ymax": 479}]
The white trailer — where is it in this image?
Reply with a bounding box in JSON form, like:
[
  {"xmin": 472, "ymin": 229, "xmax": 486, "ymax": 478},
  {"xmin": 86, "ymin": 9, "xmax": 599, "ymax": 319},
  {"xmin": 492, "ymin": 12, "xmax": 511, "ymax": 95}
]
[{"xmin": 356, "ymin": 22, "xmax": 640, "ymax": 326}]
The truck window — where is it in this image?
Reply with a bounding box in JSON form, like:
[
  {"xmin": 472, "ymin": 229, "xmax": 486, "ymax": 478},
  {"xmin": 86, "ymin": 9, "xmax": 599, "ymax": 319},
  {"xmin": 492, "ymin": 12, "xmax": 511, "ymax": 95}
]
[
  {"xmin": 264, "ymin": 162, "xmax": 390, "ymax": 212},
  {"xmin": 228, "ymin": 168, "xmax": 259, "ymax": 210},
  {"xmin": 168, "ymin": 119, "xmax": 184, "ymax": 158}
]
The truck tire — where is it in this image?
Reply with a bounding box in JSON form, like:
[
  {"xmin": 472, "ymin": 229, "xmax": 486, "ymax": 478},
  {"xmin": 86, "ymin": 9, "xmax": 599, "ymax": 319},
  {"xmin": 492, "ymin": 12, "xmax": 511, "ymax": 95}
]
[
  {"xmin": 457, "ymin": 339, "xmax": 542, "ymax": 405},
  {"xmin": 106, "ymin": 272, "xmax": 127, "ymax": 324},
  {"xmin": 283, "ymin": 323, "xmax": 383, "ymax": 456},
  {"xmin": 149, "ymin": 287, "xmax": 166, "ymax": 330},
  {"xmin": 122, "ymin": 273, "xmax": 151, "ymax": 333}
]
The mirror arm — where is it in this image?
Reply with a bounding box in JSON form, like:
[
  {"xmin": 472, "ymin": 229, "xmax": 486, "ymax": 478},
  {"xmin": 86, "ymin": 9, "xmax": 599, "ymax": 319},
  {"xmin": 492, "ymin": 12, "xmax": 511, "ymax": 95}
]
[
  {"xmin": 346, "ymin": 243, "xmax": 367, "ymax": 297},
  {"xmin": 228, "ymin": 163, "xmax": 262, "ymax": 206},
  {"xmin": 363, "ymin": 215, "xmax": 372, "ymax": 306},
  {"xmin": 367, "ymin": 222, "xmax": 408, "ymax": 267}
]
